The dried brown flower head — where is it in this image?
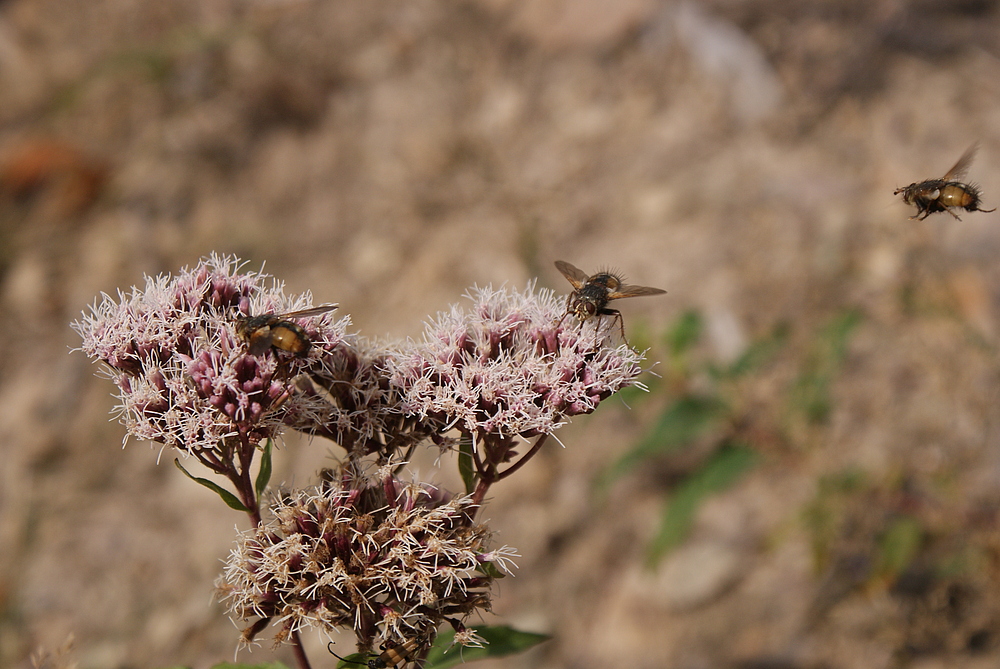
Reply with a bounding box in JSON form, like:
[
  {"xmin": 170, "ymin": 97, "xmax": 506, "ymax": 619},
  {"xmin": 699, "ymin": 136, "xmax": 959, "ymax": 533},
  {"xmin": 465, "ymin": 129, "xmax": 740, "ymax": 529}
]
[{"xmin": 216, "ymin": 464, "xmax": 516, "ymax": 652}]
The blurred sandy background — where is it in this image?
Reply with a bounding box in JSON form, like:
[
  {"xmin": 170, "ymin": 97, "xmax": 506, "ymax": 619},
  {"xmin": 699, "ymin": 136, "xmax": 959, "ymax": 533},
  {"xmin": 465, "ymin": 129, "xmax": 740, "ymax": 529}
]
[{"xmin": 4, "ymin": 1, "xmax": 1000, "ymax": 667}]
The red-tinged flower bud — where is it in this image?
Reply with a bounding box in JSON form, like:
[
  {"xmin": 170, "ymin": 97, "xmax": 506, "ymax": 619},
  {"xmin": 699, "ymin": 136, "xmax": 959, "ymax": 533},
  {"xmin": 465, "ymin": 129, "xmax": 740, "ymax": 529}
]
[{"xmin": 73, "ymin": 253, "xmax": 349, "ymax": 454}]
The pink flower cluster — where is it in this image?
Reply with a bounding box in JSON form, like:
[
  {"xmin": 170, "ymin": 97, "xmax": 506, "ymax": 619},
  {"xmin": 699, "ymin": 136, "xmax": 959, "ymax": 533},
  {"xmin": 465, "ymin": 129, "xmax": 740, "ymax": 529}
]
[
  {"xmin": 288, "ymin": 340, "xmax": 443, "ymax": 459},
  {"xmin": 385, "ymin": 283, "xmax": 646, "ymax": 439},
  {"xmin": 75, "ymin": 255, "xmax": 652, "ymax": 659},
  {"xmin": 74, "ymin": 253, "xmax": 349, "ymax": 454}
]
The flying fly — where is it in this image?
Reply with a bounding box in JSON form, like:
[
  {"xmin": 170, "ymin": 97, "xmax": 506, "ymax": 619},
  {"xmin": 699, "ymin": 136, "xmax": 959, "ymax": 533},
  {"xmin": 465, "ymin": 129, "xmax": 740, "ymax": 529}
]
[
  {"xmin": 894, "ymin": 143, "xmax": 995, "ymax": 221},
  {"xmin": 555, "ymin": 260, "xmax": 665, "ymax": 340}
]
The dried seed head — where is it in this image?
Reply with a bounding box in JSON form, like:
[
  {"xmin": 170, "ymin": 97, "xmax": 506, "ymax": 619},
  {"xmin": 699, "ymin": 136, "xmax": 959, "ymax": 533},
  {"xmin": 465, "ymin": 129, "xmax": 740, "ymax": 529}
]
[{"xmin": 216, "ymin": 465, "xmax": 516, "ymax": 650}]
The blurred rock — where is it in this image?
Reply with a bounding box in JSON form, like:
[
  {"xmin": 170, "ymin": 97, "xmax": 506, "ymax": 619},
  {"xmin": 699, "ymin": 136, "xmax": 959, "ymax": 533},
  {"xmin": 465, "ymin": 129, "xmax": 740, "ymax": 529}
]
[
  {"xmin": 948, "ymin": 265, "xmax": 994, "ymax": 336},
  {"xmin": 500, "ymin": 0, "xmax": 659, "ymax": 50},
  {"xmin": 628, "ymin": 539, "xmax": 744, "ymax": 611},
  {"xmin": 0, "ymin": 19, "xmax": 45, "ymax": 120},
  {"xmin": 643, "ymin": 1, "xmax": 783, "ymax": 124}
]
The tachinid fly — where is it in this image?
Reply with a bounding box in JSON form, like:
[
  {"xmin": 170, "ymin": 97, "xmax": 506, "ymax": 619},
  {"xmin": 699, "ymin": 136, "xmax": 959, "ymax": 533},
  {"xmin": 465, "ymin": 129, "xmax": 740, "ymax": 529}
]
[
  {"xmin": 235, "ymin": 304, "xmax": 338, "ymax": 357},
  {"xmin": 554, "ymin": 260, "xmax": 665, "ymax": 340},
  {"xmin": 894, "ymin": 143, "xmax": 995, "ymax": 221}
]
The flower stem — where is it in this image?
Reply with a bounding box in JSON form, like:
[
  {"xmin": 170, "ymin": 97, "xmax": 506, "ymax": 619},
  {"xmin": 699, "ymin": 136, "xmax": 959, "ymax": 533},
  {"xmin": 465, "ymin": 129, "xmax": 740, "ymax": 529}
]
[
  {"xmin": 497, "ymin": 433, "xmax": 548, "ymax": 480},
  {"xmin": 291, "ymin": 630, "xmax": 313, "ymax": 669},
  {"xmin": 470, "ymin": 476, "xmax": 492, "ymax": 515}
]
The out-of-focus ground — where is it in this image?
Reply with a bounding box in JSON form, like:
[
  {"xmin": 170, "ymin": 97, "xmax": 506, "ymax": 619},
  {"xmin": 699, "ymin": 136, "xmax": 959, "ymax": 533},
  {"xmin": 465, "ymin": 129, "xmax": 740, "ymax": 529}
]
[{"xmin": 4, "ymin": 1, "xmax": 1000, "ymax": 668}]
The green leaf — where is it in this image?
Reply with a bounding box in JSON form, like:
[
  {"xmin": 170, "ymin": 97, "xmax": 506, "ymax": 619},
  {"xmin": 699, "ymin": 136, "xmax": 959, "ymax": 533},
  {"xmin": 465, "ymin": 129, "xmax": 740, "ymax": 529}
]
[
  {"xmin": 424, "ymin": 626, "xmax": 551, "ymax": 668},
  {"xmin": 876, "ymin": 515, "xmax": 923, "ymax": 581},
  {"xmin": 255, "ymin": 439, "xmax": 273, "ymax": 499},
  {"xmin": 665, "ymin": 309, "xmax": 703, "ymax": 357},
  {"xmin": 823, "ymin": 309, "xmax": 863, "ymax": 359},
  {"xmin": 174, "ymin": 459, "xmax": 249, "ymax": 512},
  {"xmin": 597, "ymin": 395, "xmax": 729, "ymax": 489},
  {"xmin": 790, "ymin": 310, "xmax": 862, "ymax": 424},
  {"xmin": 331, "ymin": 651, "xmax": 369, "ymax": 668},
  {"xmin": 717, "ymin": 321, "xmax": 790, "ymax": 380},
  {"xmin": 458, "ymin": 434, "xmax": 476, "ymax": 495},
  {"xmin": 614, "ymin": 379, "xmax": 657, "ymax": 408},
  {"xmin": 647, "ymin": 443, "xmax": 758, "ymax": 564},
  {"xmin": 476, "ymin": 560, "xmax": 508, "ymax": 579},
  {"xmin": 801, "ymin": 468, "xmax": 868, "ymax": 572},
  {"xmin": 623, "ymin": 319, "xmax": 655, "ymax": 354},
  {"xmin": 331, "ymin": 626, "xmax": 549, "ymax": 668}
]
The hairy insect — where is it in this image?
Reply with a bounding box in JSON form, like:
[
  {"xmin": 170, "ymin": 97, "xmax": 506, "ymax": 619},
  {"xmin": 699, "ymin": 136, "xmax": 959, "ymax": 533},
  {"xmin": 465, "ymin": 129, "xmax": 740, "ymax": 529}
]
[
  {"xmin": 235, "ymin": 304, "xmax": 338, "ymax": 356},
  {"xmin": 328, "ymin": 638, "xmax": 423, "ymax": 668},
  {"xmin": 554, "ymin": 260, "xmax": 665, "ymax": 340},
  {"xmin": 894, "ymin": 143, "xmax": 996, "ymax": 221}
]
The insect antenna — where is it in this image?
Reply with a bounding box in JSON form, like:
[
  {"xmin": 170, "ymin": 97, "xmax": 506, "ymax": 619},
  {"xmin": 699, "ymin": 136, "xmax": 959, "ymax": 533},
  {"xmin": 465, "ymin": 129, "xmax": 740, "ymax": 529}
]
[{"xmin": 327, "ymin": 642, "xmax": 368, "ymax": 667}]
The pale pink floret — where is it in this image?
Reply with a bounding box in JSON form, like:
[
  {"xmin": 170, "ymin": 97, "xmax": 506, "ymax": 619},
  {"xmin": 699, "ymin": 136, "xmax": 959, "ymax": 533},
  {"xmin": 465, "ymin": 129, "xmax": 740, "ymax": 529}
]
[
  {"xmin": 385, "ymin": 282, "xmax": 645, "ymax": 439},
  {"xmin": 73, "ymin": 253, "xmax": 349, "ymax": 454}
]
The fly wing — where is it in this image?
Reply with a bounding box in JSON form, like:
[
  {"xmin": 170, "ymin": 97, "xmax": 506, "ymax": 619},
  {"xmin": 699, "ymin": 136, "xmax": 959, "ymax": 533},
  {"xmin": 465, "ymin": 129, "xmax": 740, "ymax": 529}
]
[
  {"xmin": 246, "ymin": 334, "xmax": 273, "ymax": 357},
  {"xmin": 609, "ymin": 284, "xmax": 667, "ymax": 299},
  {"xmin": 943, "ymin": 142, "xmax": 979, "ymax": 181},
  {"xmin": 279, "ymin": 304, "xmax": 339, "ymax": 319},
  {"xmin": 554, "ymin": 260, "xmax": 589, "ymax": 289}
]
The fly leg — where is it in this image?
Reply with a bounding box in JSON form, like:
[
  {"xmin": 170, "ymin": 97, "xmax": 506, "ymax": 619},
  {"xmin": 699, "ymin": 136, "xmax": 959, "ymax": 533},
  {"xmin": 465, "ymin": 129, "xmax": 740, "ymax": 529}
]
[{"xmin": 598, "ymin": 308, "xmax": 629, "ymax": 347}]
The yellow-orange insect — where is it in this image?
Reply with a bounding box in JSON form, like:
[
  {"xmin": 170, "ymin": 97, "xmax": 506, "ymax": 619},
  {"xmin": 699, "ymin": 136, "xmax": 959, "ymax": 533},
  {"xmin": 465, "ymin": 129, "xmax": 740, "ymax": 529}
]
[
  {"xmin": 235, "ymin": 304, "xmax": 338, "ymax": 356},
  {"xmin": 894, "ymin": 143, "xmax": 995, "ymax": 221}
]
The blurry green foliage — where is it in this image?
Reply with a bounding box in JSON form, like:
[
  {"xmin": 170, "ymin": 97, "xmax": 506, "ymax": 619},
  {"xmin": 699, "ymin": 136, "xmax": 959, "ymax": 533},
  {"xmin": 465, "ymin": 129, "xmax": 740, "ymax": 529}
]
[
  {"xmin": 709, "ymin": 321, "xmax": 791, "ymax": 382},
  {"xmin": 802, "ymin": 469, "xmax": 927, "ymax": 594},
  {"xmin": 647, "ymin": 443, "xmax": 758, "ymax": 565},
  {"xmin": 424, "ymin": 626, "xmax": 550, "ymax": 668},
  {"xmin": 206, "ymin": 663, "xmax": 289, "ymax": 669},
  {"xmin": 666, "ymin": 310, "xmax": 704, "ymax": 361},
  {"xmin": 789, "ymin": 310, "xmax": 861, "ymax": 424},
  {"xmin": 602, "ymin": 308, "xmax": 862, "ymax": 564},
  {"xmin": 597, "ymin": 395, "xmax": 729, "ymax": 488},
  {"xmin": 331, "ymin": 625, "xmax": 549, "ymax": 669},
  {"xmin": 255, "ymin": 440, "xmax": 273, "ymax": 499},
  {"xmin": 875, "ymin": 515, "xmax": 924, "ymax": 583},
  {"xmin": 801, "ymin": 468, "xmax": 868, "ymax": 572}
]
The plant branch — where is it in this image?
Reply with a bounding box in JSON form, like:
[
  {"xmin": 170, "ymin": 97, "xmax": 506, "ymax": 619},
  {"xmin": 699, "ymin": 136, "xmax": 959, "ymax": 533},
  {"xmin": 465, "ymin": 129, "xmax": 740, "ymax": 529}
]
[
  {"xmin": 497, "ymin": 433, "xmax": 548, "ymax": 480},
  {"xmin": 291, "ymin": 630, "xmax": 313, "ymax": 669}
]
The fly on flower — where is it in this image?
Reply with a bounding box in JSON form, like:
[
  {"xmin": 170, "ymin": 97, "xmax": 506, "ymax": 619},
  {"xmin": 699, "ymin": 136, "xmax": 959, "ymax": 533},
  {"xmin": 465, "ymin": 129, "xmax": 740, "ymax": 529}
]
[
  {"xmin": 328, "ymin": 637, "xmax": 423, "ymax": 668},
  {"xmin": 555, "ymin": 260, "xmax": 665, "ymax": 340},
  {"xmin": 894, "ymin": 143, "xmax": 996, "ymax": 221},
  {"xmin": 236, "ymin": 304, "xmax": 338, "ymax": 356}
]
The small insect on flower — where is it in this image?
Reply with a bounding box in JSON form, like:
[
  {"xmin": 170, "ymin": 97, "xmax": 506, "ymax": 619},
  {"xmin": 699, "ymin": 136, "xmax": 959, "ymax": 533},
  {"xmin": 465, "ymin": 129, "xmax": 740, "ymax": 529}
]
[
  {"xmin": 328, "ymin": 637, "xmax": 423, "ymax": 668},
  {"xmin": 894, "ymin": 143, "xmax": 996, "ymax": 221},
  {"xmin": 555, "ymin": 260, "xmax": 665, "ymax": 340},
  {"xmin": 236, "ymin": 304, "xmax": 338, "ymax": 356}
]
